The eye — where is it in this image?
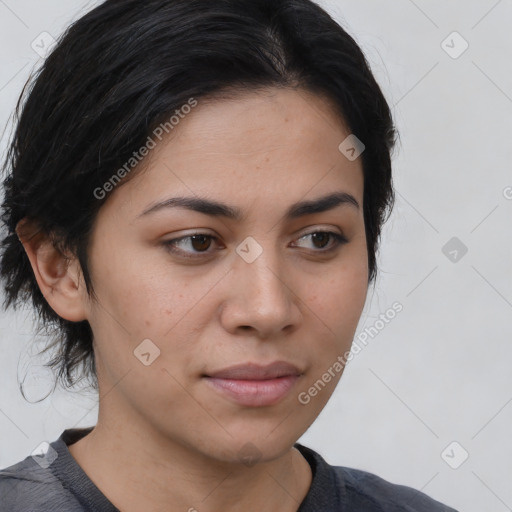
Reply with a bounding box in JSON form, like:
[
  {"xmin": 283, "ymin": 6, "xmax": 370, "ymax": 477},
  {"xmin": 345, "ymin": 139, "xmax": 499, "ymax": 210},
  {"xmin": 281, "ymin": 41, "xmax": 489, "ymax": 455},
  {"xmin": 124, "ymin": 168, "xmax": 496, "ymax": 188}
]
[
  {"xmin": 162, "ymin": 233, "xmax": 220, "ymax": 259},
  {"xmin": 162, "ymin": 229, "xmax": 348, "ymax": 260},
  {"xmin": 292, "ymin": 230, "xmax": 348, "ymax": 252}
]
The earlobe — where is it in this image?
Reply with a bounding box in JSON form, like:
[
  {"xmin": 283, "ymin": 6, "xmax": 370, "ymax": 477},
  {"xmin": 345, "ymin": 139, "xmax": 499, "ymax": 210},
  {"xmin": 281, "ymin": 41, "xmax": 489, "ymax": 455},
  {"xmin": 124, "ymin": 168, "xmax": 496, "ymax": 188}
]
[{"xmin": 16, "ymin": 218, "xmax": 88, "ymax": 322}]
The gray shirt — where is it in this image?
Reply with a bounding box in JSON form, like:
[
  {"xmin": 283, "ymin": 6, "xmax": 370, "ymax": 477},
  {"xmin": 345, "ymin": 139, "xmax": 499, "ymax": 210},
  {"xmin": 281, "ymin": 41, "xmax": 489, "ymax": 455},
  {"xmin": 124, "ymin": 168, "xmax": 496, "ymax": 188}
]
[{"xmin": 0, "ymin": 427, "xmax": 458, "ymax": 511}]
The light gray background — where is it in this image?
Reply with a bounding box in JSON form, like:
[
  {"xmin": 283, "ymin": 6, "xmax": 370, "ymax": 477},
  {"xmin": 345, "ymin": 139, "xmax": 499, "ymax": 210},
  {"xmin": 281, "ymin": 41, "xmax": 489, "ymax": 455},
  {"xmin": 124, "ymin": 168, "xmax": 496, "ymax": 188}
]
[{"xmin": 1, "ymin": 1, "xmax": 511, "ymax": 511}]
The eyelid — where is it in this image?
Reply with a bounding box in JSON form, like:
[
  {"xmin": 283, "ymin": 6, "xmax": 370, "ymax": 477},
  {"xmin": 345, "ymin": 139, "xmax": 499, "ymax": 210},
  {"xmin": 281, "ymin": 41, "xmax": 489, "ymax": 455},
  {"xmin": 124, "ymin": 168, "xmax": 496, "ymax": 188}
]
[{"xmin": 296, "ymin": 224, "xmax": 345, "ymax": 239}]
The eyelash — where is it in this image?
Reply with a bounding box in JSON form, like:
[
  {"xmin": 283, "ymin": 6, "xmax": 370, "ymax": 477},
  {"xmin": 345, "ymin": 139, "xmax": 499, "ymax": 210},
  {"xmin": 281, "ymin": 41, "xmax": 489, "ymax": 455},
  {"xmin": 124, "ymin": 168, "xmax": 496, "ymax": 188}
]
[{"xmin": 162, "ymin": 230, "xmax": 348, "ymax": 260}]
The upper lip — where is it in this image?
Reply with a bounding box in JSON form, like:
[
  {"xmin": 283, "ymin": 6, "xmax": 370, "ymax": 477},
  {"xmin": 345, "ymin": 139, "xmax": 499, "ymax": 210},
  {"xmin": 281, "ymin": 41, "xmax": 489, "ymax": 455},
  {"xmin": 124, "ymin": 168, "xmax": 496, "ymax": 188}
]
[{"xmin": 205, "ymin": 361, "xmax": 302, "ymax": 380}]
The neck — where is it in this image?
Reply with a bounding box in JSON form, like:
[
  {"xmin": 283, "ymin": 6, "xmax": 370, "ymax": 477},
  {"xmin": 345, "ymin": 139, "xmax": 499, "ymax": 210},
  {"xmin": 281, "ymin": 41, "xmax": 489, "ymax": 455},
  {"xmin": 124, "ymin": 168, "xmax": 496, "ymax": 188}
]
[{"xmin": 68, "ymin": 407, "xmax": 312, "ymax": 512}]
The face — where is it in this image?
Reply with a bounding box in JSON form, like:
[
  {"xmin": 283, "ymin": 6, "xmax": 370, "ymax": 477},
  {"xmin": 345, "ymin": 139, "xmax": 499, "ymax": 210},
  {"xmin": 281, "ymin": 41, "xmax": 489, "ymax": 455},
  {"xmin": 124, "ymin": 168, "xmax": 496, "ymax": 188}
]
[{"xmin": 83, "ymin": 88, "xmax": 368, "ymax": 463}]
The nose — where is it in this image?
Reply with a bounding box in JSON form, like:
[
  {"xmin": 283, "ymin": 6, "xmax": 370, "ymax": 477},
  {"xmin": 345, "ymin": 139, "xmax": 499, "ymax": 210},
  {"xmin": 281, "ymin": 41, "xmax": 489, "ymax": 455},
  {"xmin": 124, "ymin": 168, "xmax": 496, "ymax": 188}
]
[{"xmin": 219, "ymin": 242, "xmax": 302, "ymax": 338}]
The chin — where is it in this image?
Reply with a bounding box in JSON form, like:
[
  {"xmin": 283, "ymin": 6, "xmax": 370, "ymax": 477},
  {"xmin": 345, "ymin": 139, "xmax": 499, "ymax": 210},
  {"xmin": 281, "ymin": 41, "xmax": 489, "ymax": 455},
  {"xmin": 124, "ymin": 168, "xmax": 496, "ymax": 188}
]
[{"xmin": 210, "ymin": 430, "xmax": 299, "ymax": 467}]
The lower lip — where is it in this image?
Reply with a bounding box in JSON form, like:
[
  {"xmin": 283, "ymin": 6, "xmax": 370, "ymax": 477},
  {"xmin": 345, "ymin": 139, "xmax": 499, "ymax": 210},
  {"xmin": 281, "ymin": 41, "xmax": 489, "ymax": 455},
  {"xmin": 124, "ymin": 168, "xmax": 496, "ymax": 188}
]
[{"xmin": 203, "ymin": 375, "xmax": 299, "ymax": 407}]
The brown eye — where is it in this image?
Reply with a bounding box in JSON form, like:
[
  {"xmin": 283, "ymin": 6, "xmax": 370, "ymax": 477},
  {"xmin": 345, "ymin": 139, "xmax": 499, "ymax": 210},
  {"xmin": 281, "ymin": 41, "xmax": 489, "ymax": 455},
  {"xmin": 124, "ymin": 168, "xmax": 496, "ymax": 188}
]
[
  {"xmin": 310, "ymin": 232, "xmax": 331, "ymax": 249},
  {"xmin": 189, "ymin": 235, "xmax": 212, "ymax": 252},
  {"xmin": 294, "ymin": 231, "xmax": 348, "ymax": 252},
  {"xmin": 162, "ymin": 233, "xmax": 218, "ymax": 259}
]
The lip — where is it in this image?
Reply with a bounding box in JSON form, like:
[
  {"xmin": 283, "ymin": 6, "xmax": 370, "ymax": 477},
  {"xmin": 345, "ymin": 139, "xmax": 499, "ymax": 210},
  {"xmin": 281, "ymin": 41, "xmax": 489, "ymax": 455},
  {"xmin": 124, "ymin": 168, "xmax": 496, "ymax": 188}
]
[
  {"xmin": 206, "ymin": 361, "xmax": 302, "ymax": 380},
  {"xmin": 203, "ymin": 361, "xmax": 303, "ymax": 407}
]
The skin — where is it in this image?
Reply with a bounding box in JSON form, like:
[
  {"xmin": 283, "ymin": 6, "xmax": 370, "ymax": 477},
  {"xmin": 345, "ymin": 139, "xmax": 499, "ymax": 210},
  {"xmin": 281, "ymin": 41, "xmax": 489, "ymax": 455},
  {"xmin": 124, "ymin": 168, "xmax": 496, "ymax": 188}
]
[{"xmin": 19, "ymin": 87, "xmax": 368, "ymax": 512}]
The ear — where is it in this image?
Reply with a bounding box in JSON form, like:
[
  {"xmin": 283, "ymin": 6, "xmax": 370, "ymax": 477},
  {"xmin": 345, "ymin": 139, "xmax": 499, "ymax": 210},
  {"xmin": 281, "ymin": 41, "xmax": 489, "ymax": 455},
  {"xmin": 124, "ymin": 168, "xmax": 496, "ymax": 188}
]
[{"xmin": 16, "ymin": 219, "xmax": 89, "ymax": 322}]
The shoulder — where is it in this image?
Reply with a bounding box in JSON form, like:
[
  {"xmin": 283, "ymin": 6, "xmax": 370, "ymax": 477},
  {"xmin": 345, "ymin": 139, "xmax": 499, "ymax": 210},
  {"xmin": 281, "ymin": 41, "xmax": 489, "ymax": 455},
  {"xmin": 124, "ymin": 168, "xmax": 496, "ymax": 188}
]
[
  {"xmin": 333, "ymin": 465, "xmax": 458, "ymax": 511},
  {"xmin": 0, "ymin": 454, "xmax": 82, "ymax": 512},
  {"xmin": 295, "ymin": 443, "xmax": 458, "ymax": 512}
]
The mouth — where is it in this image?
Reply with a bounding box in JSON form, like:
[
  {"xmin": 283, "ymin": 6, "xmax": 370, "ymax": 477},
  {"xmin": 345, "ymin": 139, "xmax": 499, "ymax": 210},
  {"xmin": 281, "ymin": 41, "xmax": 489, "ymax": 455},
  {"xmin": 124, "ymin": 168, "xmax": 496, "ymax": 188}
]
[{"xmin": 203, "ymin": 361, "xmax": 303, "ymax": 407}]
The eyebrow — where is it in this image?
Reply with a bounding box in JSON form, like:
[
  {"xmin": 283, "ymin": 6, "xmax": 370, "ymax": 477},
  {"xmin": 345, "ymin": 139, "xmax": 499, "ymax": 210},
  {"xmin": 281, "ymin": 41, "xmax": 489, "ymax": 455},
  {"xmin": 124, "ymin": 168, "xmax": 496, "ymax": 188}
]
[{"xmin": 138, "ymin": 191, "xmax": 359, "ymax": 221}]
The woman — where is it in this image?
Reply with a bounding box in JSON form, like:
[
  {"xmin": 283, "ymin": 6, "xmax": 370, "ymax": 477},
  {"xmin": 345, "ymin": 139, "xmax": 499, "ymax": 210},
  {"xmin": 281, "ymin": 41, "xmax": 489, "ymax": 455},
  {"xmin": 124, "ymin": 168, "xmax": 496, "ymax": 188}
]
[{"xmin": 0, "ymin": 0, "xmax": 457, "ymax": 510}]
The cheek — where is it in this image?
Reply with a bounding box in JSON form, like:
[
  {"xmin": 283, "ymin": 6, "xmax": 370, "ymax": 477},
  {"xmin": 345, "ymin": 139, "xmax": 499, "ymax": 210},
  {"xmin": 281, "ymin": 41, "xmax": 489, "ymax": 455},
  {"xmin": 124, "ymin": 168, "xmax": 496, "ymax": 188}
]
[
  {"xmin": 88, "ymin": 238, "xmax": 172, "ymax": 323},
  {"xmin": 88, "ymin": 247, "xmax": 224, "ymax": 377},
  {"xmin": 336, "ymin": 262, "xmax": 368, "ymax": 321},
  {"xmin": 301, "ymin": 257, "xmax": 368, "ymax": 384},
  {"xmin": 105, "ymin": 273, "xmax": 199, "ymax": 343},
  {"xmin": 310, "ymin": 279, "xmax": 366, "ymax": 349},
  {"xmin": 310, "ymin": 255, "xmax": 368, "ymax": 335},
  {"xmin": 295, "ymin": 267, "xmax": 367, "ymax": 410}
]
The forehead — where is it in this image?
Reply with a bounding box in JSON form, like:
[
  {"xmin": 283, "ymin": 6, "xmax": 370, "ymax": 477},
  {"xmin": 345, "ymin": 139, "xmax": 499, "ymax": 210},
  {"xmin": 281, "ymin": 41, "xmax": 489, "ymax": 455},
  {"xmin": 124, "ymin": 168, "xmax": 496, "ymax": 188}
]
[{"xmin": 102, "ymin": 88, "xmax": 364, "ymax": 219}]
